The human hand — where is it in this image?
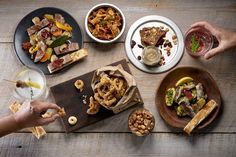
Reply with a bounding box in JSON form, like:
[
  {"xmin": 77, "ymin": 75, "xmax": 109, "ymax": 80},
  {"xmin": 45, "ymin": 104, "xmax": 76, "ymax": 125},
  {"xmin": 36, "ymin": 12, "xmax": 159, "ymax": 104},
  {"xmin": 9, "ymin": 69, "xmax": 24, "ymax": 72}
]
[
  {"xmin": 13, "ymin": 100, "xmax": 60, "ymax": 129},
  {"xmin": 191, "ymin": 21, "xmax": 236, "ymax": 59}
]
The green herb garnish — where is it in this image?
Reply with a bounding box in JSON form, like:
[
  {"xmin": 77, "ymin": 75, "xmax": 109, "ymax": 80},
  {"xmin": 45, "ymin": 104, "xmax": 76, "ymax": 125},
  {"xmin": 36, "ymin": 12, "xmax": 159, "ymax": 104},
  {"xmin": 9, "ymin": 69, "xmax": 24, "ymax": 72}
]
[
  {"xmin": 191, "ymin": 34, "xmax": 200, "ymax": 53},
  {"xmin": 49, "ymin": 35, "xmax": 70, "ymax": 48}
]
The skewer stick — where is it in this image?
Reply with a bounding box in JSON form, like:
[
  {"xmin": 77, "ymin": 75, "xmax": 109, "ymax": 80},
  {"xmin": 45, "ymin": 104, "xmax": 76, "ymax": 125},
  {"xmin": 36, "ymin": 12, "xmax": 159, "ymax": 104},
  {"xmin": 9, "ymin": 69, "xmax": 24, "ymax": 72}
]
[{"xmin": 2, "ymin": 79, "xmax": 16, "ymax": 84}]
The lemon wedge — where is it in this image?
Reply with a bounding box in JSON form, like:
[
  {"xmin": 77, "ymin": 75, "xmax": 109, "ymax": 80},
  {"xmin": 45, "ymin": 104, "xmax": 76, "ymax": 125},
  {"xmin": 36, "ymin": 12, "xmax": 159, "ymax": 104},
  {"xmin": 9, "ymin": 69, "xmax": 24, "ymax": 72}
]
[
  {"xmin": 25, "ymin": 81, "xmax": 41, "ymax": 89},
  {"xmin": 175, "ymin": 77, "xmax": 193, "ymax": 87}
]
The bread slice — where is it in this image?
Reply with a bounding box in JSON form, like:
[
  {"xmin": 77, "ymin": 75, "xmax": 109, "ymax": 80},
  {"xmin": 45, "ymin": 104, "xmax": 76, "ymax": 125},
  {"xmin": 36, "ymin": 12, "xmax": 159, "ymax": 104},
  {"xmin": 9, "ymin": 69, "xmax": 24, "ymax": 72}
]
[
  {"xmin": 183, "ymin": 100, "xmax": 218, "ymax": 135},
  {"xmin": 47, "ymin": 48, "xmax": 88, "ymax": 73}
]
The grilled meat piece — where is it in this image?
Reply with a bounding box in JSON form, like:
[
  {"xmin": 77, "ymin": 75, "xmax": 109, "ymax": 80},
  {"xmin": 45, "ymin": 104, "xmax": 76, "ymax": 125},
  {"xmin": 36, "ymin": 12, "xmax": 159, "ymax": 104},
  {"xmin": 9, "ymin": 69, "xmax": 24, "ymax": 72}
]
[
  {"xmin": 34, "ymin": 41, "xmax": 46, "ymax": 62},
  {"xmin": 37, "ymin": 27, "xmax": 50, "ymax": 41},
  {"xmin": 196, "ymin": 83, "xmax": 207, "ymax": 99},
  {"xmin": 22, "ymin": 42, "xmax": 32, "ymax": 50},
  {"xmin": 55, "ymin": 14, "xmax": 65, "ymax": 24},
  {"xmin": 53, "ymin": 42, "xmax": 79, "ymax": 55},
  {"xmin": 27, "ymin": 18, "xmax": 50, "ymax": 36},
  {"xmin": 47, "ymin": 54, "xmax": 72, "ymax": 73}
]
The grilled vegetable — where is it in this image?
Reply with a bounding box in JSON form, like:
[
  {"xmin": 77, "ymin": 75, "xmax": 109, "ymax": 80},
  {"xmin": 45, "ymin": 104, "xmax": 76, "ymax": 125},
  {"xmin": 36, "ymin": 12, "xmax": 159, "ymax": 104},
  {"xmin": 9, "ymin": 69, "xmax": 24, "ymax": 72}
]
[
  {"xmin": 40, "ymin": 48, "xmax": 53, "ymax": 62},
  {"xmin": 165, "ymin": 88, "xmax": 175, "ymax": 106},
  {"xmin": 55, "ymin": 21, "xmax": 72, "ymax": 31},
  {"xmin": 44, "ymin": 14, "xmax": 54, "ymax": 20}
]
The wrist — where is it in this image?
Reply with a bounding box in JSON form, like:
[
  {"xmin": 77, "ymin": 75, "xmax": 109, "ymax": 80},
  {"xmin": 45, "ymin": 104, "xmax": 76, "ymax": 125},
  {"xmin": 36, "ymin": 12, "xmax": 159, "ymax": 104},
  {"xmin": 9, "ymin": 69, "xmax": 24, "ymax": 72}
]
[
  {"xmin": 0, "ymin": 115, "xmax": 22, "ymax": 137},
  {"xmin": 233, "ymin": 33, "xmax": 236, "ymax": 46},
  {"xmin": 12, "ymin": 113, "xmax": 25, "ymax": 130}
]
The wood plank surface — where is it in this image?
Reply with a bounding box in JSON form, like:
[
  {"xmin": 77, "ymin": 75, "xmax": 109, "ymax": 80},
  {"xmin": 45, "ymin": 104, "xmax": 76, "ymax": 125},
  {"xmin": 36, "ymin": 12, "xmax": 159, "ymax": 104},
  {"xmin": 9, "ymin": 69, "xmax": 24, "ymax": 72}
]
[
  {"xmin": 0, "ymin": 133, "xmax": 236, "ymax": 156},
  {"xmin": 0, "ymin": 0, "xmax": 236, "ymax": 156},
  {"xmin": 0, "ymin": 0, "xmax": 236, "ymax": 42},
  {"xmin": 0, "ymin": 43, "xmax": 236, "ymax": 133}
]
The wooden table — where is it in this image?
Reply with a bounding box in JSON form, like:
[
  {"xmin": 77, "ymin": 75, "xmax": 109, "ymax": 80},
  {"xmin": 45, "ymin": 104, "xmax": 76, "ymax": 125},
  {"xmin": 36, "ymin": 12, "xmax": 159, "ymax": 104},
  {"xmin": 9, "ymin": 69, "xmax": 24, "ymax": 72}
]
[{"xmin": 0, "ymin": 0, "xmax": 236, "ymax": 156}]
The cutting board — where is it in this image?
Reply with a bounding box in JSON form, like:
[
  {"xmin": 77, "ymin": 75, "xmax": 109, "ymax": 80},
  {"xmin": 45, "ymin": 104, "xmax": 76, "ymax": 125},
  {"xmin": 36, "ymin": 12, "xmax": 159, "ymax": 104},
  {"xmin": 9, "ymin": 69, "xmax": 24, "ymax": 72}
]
[{"xmin": 51, "ymin": 59, "xmax": 142, "ymax": 132}]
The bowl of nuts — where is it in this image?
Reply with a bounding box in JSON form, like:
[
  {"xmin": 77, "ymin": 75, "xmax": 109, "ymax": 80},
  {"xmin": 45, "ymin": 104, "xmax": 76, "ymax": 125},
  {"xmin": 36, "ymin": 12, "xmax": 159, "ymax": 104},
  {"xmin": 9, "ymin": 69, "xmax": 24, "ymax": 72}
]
[{"xmin": 128, "ymin": 108, "xmax": 155, "ymax": 136}]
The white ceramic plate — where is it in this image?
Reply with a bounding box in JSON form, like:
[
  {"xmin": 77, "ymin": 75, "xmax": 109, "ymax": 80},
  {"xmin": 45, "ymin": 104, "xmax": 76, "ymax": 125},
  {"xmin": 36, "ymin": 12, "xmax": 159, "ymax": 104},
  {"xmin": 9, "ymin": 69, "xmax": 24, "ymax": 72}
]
[{"xmin": 125, "ymin": 15, "xmax": 184, "ymax": 73}]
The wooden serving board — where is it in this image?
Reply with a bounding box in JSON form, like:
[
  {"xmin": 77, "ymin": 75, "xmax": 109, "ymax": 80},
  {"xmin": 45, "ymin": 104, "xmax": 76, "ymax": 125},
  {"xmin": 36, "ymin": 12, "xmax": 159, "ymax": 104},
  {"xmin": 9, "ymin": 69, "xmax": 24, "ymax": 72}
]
[{"xmin": 51, "ymin": 59, "xmax": 140, "ymax": 132}]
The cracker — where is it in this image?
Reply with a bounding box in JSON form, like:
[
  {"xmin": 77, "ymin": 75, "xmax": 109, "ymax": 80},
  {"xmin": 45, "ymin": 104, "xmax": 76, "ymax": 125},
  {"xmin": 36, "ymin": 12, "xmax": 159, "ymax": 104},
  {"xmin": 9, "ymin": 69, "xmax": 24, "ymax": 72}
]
[
  {"xmin": 58, "ymin": 107, "xmax": 66, "ymax": 117},
  {"xmin": 41, "ymin": 112, "xmax": 53, "ymax": 118}
]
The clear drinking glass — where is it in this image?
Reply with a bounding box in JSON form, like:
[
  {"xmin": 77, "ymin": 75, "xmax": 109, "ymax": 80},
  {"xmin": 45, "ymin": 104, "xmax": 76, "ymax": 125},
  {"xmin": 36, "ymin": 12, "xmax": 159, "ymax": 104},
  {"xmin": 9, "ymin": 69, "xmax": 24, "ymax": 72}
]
[
  {"xmin": 13, "ymin": 66, "xmax": 49, "ymax": 101},
  {"xmin": 185, "ymin": 27, "xmax": 213, "ymax": 57}
]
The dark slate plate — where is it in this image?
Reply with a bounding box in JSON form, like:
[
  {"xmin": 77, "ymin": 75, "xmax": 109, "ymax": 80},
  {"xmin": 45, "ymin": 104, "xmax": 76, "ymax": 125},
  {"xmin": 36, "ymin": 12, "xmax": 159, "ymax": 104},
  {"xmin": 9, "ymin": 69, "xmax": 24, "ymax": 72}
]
[
  {"xmin": 51, "ymin": 59, "xmax": 143, "ymax": 132},
  {"xmin": 14, "ymin": 7, "xmax": 83, "ymax": 75}
]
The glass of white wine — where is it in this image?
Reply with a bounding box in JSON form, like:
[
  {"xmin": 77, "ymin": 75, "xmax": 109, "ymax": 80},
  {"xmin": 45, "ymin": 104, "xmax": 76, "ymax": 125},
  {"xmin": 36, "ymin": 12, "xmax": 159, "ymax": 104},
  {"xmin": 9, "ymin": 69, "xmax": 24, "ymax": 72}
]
[{"xmin": 13, "ymin": 66, "xmax": 49, "ymax": 101}]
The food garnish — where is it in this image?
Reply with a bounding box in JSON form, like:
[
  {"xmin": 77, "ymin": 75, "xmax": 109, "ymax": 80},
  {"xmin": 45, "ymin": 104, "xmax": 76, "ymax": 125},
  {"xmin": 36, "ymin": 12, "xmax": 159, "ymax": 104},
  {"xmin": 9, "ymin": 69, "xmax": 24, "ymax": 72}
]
[
  {"xmin": 165, "ymin": 76, "xmax": 207, "ymax": 117},
  {"xmin": 3, "ymin": 79, "xmax": 41, "ymax": 89},
  {"xmin": 175, "ymin": 76, "xmax": 194, "ymax": 87},
  {"xmin": 49, "ymin": 35, "xmax": 70, "ymax": 48},
  {"xmin": 191, "ymin": 34, "xmax": 200, "ymax": 53},
  {"xmin": 88, "ymin": 7, "xmax": 122, "ymax": 40}
]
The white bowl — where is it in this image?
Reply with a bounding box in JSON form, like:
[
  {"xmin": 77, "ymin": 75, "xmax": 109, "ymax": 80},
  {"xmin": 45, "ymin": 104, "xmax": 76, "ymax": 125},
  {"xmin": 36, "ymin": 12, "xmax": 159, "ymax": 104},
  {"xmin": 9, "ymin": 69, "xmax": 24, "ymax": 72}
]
[{"xmin": 85, "ymin": 3, "xmax": 126, "ymax": 43}]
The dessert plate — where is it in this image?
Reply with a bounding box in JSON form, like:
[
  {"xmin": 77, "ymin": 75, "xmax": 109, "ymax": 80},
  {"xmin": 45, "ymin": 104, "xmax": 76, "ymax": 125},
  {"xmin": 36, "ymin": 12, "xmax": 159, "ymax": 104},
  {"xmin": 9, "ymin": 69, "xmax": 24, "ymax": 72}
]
[{"xmin": 125, "ymin": 15, "xmax": 184, "ymax": 73}]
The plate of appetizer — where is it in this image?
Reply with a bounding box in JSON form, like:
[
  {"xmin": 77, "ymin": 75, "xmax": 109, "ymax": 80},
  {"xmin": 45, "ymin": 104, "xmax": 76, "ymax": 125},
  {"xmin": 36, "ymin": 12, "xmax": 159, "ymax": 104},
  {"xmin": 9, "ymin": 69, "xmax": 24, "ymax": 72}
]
[
  {"xmin": 85, "ymin": 3, "xmax": 126, "ymax": 43},
  {"xmin": 156, "ymin": 67, "xmax": 221, "ymax": 134},
  {"xmin": 50, "ymin": 59, "xmax": 143, "ymax": 132},
  {"xmin": 14, "ymin": 7, "xmax": 86, "ymax": 75},
  {"xmin": 125, "ymin": 15, "xmax": 184, "ymax": 73}
]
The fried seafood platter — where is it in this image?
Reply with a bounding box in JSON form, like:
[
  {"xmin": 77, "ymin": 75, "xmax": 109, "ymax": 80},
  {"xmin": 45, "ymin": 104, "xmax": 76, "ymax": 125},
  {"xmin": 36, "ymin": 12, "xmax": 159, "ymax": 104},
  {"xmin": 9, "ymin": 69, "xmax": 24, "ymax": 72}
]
[
  {"xmin": 51, "ymin": 59, "xmax": 143, "ymax": 132},
  {"xmin": 156, "ymin": 67, "xmax": 221, "ymax": 130}
]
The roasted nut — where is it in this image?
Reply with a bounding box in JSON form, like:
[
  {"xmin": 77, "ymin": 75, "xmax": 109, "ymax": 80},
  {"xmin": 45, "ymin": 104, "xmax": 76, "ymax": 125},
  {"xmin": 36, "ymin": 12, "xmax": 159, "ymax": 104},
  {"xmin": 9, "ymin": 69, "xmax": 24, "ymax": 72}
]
[{"xmin": 128, "ymin": 108, "xmax": 155, "ymax": 136}]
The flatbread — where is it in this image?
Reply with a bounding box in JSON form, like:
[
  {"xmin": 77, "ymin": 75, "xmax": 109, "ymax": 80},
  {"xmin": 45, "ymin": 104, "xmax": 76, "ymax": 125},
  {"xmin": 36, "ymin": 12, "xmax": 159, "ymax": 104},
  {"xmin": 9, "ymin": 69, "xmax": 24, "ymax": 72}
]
[
  {"xmin": 183, "ymin": 100, "xmax": 218, "ymax": 135},
  {"xmin": 47, "ymin": 48, "xmax": 88, "ymax": 73}
]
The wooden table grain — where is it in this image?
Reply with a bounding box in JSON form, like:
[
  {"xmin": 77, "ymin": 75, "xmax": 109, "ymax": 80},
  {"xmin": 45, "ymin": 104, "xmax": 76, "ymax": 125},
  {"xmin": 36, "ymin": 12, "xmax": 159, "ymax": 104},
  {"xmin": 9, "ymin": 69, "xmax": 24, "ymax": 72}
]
[{"xmin": 0, "ymin": 0, "xmax": 236, "ymax": 156}]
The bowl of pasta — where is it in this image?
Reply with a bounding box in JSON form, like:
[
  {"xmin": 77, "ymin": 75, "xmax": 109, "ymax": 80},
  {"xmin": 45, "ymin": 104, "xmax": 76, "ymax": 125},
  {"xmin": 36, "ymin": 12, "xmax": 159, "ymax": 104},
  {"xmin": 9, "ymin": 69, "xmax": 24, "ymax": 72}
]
[{"xmin": 85, "ymin": 3, "xmax": 126, "ymax": 43}]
